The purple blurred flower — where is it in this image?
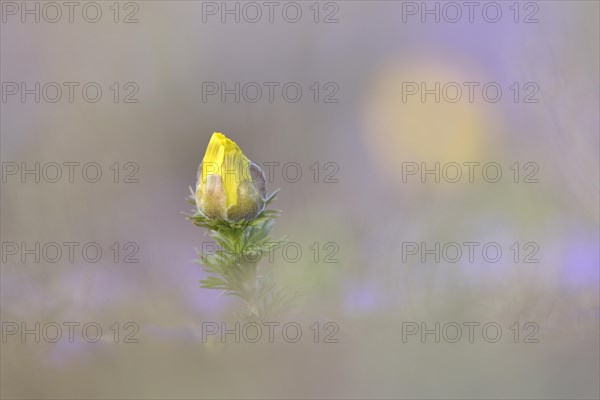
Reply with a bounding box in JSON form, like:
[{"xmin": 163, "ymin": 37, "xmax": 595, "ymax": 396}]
[{"xmin": 563, "ymin": 234, "xmax": 600, "ymax": 287}]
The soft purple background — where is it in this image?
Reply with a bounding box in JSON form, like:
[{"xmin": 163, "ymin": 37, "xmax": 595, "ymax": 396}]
[{"xmin": 1, "ymin": 1, "xmax": 598, "ymax": 398}]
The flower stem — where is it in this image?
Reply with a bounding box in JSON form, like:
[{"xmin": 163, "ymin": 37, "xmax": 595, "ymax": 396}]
[{"xmin": 189, "ymin": 189, "xmax": 293, "ymax": 321}]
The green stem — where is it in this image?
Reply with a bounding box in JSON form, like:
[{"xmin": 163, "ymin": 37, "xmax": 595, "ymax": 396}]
[
  {"xmin": 190, "ymin": 196, "xmax": 289, "ymax": 321},
  {"xmin": 241, "ymin": 260, "xmax": 261, "ymax": 321}
]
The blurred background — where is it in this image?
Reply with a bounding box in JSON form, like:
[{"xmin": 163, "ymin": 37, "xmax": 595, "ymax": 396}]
[{"xmin": 1, "ymin": 1, "xmax": 599, "ymax": 398}]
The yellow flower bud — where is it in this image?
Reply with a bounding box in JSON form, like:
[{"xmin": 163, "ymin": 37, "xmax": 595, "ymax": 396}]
[{"xmin": 196, "ymin": 132, "xmax": 267, "ymax": 221}]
